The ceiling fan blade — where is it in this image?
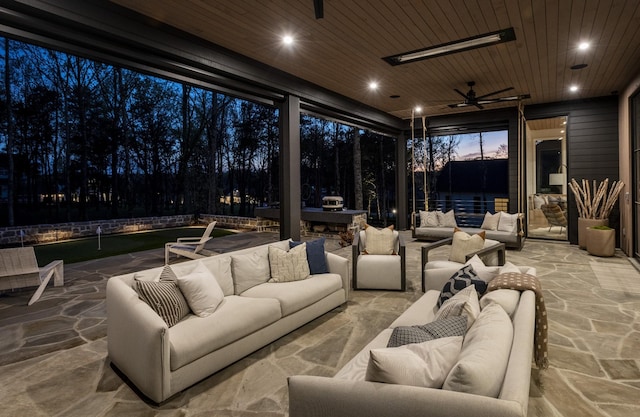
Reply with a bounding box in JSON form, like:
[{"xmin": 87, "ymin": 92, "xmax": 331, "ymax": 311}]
[
  {"xmin": 448, "ymin": 102, "xmax": 469, "ymax": 108},
  {"xmin": 476, "ymin": 87, "xmax": 514, "ymax": 100},
  {"xmin": 474, "ymin": 103, "xmax": 484, "ymax": 110},
  {"xmin": 454, "ymin": 88, "xmax": 468, "ymax": 99},
  {"xmin": 313, "ymin": 0, "xmax": 323, "ymax": 19}
]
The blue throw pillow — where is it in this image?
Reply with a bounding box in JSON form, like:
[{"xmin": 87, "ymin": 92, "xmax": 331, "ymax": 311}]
[
  {"xmin": 438, "ymin": 264, "xmax": 487, "ymax": 307},
  {"xmin": 290, "ymin": 237, "xmax": 328, "ymax": 274}
]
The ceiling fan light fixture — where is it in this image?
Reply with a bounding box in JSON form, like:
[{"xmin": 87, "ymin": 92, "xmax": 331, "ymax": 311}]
[{"xmin": 383, "ymin": 28, "xmax": 515, "ymax": 65}]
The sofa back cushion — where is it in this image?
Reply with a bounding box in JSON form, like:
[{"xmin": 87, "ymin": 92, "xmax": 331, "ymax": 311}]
[
  {"xmin": 442, "ymin": 302, "xmax": 514, "ymax": 397},
  {"xmin": 172, "ymin": 256, "xmax": 234, "ymax": 296},
  {"xmin": 231, "ymin": 246, "xmax": 271, "ymax": 294}
]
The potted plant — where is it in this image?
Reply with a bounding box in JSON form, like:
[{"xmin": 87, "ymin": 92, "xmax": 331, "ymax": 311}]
[
  {"xmin": 586, "ymin": 225, "xmax": 615, "ymax": 257},
  {"xmin": 568, "ymin": 178, "xmax": 624, "ymax": 249}
]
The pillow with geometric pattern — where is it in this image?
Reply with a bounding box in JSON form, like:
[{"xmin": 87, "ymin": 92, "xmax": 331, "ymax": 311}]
[
  {"xmin": 387, "ymin": 315, "xmax": 467, "ymax": 348},
  {"xmin": 438, "ymin": 264, "xmax": 488, "ymax": 307}
]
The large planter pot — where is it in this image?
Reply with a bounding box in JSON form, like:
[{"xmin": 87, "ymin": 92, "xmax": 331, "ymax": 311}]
[
  {"xmin": 578, "ymin": 217, "xmax": 608, "ymax": 249},
  {"xmin": 586, "ymin": 227, "xmax": 616, "ymax": 257}
]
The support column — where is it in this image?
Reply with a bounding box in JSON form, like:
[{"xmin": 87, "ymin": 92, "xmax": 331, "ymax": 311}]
[
  {"xmin": 279, "ymin": 95, "xmax": 301, "ymax": 240},
  {"xmin": 396, "ymin": 131, "xmax": 408, "ymax": 230}
]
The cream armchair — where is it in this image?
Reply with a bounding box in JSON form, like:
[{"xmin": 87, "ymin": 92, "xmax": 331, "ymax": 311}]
[
  {"xmin": 352, "ymin": 229, "xmax": 406, "ymax": 291},
  {"xmin": 421, "ymin": 237, "xmax": 505, "ymax": 292}
]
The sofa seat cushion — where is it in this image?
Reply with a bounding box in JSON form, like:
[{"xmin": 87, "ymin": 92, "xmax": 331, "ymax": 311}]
[
  {"xmin": 356, "ymin": 254, "xmax": 402, "ymax": 289},
  {"xmin": 168, "ymin": 295, "xmax": 281, "ymax": 371},
  {"xmin": 240, "ymin": 273, "xmax": 343, "ymax": 316}
]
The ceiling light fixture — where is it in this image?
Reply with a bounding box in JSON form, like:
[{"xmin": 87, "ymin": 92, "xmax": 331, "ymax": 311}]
[
  {"xmin": 570, "ymin": 85, "xmax": 579, "ymax": 92},
  {"xmin": 368, "ymin": 81, "xmax": 379, "ymax": 90},
  {"xmin": 578, "ymin": 42, "xmax": 590, "ymax": 50},
  {"xmin": 383, "ymin": 27, "xmax": 516, "ymax": 66},
  {"xmin": 282, "ymin": 35, "xmax": 294, "ymax": 46}
]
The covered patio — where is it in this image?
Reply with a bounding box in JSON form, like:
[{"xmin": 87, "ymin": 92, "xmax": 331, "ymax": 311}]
[{"xmin": 1, "ymin": 231, "xmax": 639, "ymax": 416}]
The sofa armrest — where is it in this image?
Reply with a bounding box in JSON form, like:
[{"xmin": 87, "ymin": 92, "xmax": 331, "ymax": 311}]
[
  {"xmin": 326, "ymin": 252, "xmax": 350, "ymax": 300},
  {"xmin": 106, "ymin": 276, "xmax": 171, "ymax": 403},
  {"xmin": 420, "ymin": 238, "xmax": 453, "ymax": 292},
  {"xmin": 288, "ymin": 375, "xmax": 524, "ymax": 417}
]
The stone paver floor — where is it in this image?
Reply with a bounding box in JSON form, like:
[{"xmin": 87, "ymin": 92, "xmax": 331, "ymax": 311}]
[{"xmin": 0, "ymin": 231, "xmax": 639, "ymax": 416}]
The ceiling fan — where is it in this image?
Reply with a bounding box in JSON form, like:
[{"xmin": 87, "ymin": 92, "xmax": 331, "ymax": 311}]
[{"xmin": 448, "ymin": 81, "xmax": 530, "ymax": 109}]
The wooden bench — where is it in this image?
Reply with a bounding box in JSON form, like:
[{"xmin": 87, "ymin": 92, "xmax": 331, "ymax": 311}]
[{"xmin": 0, "ymin": 247, "xmax": 64, "ymax": 305}]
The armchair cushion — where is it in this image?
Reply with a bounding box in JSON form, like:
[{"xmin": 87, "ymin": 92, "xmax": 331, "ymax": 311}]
[
  {"xmin": 363, "ymin": 225, "xmax": 395, "ymax": 255},
  {"xmin": 449, "ymin": 229, "xmax": 486, "ymax": 263}
]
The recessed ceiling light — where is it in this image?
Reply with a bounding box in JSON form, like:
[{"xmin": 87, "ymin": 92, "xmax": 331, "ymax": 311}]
[
  {"xmin": 562, "ymin": 120, "xmax": 567, "ymax": 125},
  {"xmin": 578, "ymin": 42, "xmax": 590, "ymax": 50},
  {"xmin": 282, "ymin": 35, "xmax": 294, "ymax": 45},
  {"xmin": 570, "ymin": 85, "xmax": 579, "ymax": 92},
  {"xmin": 368, "ymin": 81, "xmax": 379, "ymax": 90},
  {"xmin": 560, "ymin": 130, "xmax": 565, "ymax": 133},
  {"xmin": 414, "ymin": 106, "xmax": 422, "ymax": 113}
]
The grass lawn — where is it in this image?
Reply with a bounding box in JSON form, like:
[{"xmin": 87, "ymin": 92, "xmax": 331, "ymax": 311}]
[{"xmin": 34, "ymin": 227, "xmax": 234, "ymax": 265}]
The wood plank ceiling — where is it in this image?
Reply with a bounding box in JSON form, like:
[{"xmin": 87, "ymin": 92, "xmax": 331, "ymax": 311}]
[{"xmin": 111, "ymin": 0, "xmax": 640, "ymax": 120}]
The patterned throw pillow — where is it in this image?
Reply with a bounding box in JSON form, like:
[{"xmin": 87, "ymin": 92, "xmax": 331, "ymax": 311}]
[
  {"xmin": 268, "ymin": 243, "xmax": 310, "ymax": 282},
  {"xmin": 363, "ymin": 224, "xmax": 395, "ymax": 255},
  {"xmin": 387, "ymin": 316, "xmax": 467, "ymax": 348},
  {"xmin": 439, "ymin": 210, "xmax": 458, "ymax": 227},
  {"xmin": 449, "ymin": 229, "xmax": 486, "ymax": 263},
  {"xmin": 419, "ymin": 210, "xmax": 439, "ymax": 227},
  {"xmin": 135, "ymin": 268, "xmax": 191, "ymax": 327},
  {"xmin": 438, "ymin": 265, "xmax": 488, "ymax": 307},
  {"xmin": 434, "ymin": 284, "xmax": 481, "ymax": 329}
]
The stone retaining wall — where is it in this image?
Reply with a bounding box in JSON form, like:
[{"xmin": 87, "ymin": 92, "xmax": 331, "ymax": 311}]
[{"xmin": 0, "ymin": 215, "xmax": 196, "ymax": 246}]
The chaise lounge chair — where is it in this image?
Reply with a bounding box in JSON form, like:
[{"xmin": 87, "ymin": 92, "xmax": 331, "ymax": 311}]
[
  {"xmin": 0, "ymin": 247, "xmax": 64, "ymax": 305},
  {"xmin": 164, "ymin": 221, "xmax": 217, "ymax": 264}
]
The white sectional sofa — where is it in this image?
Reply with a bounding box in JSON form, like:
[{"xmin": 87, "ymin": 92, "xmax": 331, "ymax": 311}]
[
  {"xmin": 288, "ymin": 264, "xmax": 536, "ymax": 417},
  {"xmin": 107, "ymin": 239, "xmax": 349, "ymax": 403}
]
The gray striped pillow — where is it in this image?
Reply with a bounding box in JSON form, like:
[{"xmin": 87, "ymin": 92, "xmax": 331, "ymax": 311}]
[{"xmin": 135, "ymin": 279, "xmax": 190, "ymax": 327}]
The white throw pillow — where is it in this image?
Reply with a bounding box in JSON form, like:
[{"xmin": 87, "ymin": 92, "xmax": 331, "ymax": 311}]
[
  {"xmin": 497, "ymin": 212, "xmax": 518, "ymax": 233},
  {"xmin": 480, "ymin": 212, "xmax": 501, "ymax": 231},
  {"xmin": 231, "ymin": 248, "xmax": 271, "ymax": 294},
  {"xmin": 364, "ymin": 225, "xmax": 395, "ymax": 255},
  {"xmin": 366, "ymin": 336, "xmax": 463, "ymax": 388},
  {"xmin": 440, "ymin": 210, "xmax": 458, "ymax": 227},
  {"xmin": 449, "ymin": 229, "xmax": 485, "ymax": 263},
  {"xmin": 464, "ymin": 255, "xmax": 497, "ymax": 283},
  {"xmin": 443, "ymin": 303, "xmax": 514, "ymax": 397},
  {"xmin": 498, "ymin": 261, "xmax": 521, "ymax": 274},
  {"xmin": 434, "ymin": 284, "xmax": 480, "ymax": 329},
  {"xmin": 177, "ymin": 261, "xmax": 225, "ymax": 317},
  {"xmin": 268, "ymin": 243, "xmax": 310, "ymax": 282},
  {"xmin": 480, "ymin": 290, "xmax": 520, "ymax": 316}
]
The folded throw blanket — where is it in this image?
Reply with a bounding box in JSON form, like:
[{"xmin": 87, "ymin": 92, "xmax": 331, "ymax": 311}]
[{"xmin": 487, "ymin": 272, "xmax": 549, "ymax": 369}]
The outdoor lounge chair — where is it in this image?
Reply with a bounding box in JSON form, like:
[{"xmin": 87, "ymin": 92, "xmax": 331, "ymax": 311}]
[
  {"xmin": 0, "ymin": 247, "xmax": 64, "ymax": 305},
  {"xmin": 164, "ymin": 221, "xmax": 217, "ymax": 264}
]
